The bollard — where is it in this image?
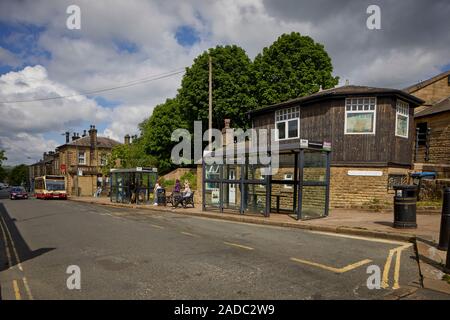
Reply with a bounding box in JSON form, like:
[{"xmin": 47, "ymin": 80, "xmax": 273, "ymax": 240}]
[
  {"xmin": 447, "ymin": 237, "xmax": 450, "ymax": 272},
  {"xmin": 438, "ymin": 188, "xmax": 450, "ymax": 250}
]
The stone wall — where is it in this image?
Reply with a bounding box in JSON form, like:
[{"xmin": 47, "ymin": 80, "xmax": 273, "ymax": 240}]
[
  {"xmin": 196, "ymin": 164, "xmax": 402, "ymax": 210},
  {"xmin": 162, "ymin": 167, "xmax": 197, "ymax": 182},
  {"xmin": 330, "ymin": 167, "xmax": 394, "ymax": 209}
]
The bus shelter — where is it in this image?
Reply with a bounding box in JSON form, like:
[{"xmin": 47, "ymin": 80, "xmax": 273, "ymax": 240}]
[
  {"xmin": 110, "ymin": 167, "xmax": 158, "ymax": 204},
  {"xmin": 202, "ymin": 143, "xmax": 331, "ymax": 220}
]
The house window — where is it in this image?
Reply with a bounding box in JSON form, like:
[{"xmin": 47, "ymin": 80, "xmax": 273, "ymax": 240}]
[
  {"xmin": 100, "ymin": 154, "xmax": 107, "ymax": 166},
  {"xmin": 283, "ymin": 173, "xmax": 293, "ymax": 189},
  {"xmin": 275, "ymin": 107, "xmax": 300, "ymax": 140},
  {"xmin": 395, "ymin": 100, "xmax": 409, "ymax": 138},
  {"xmin": 416, "ymin": 122, "xmax": 428, "ymax": 146},
  {"xmin": 388, "ymin": 174, "xmax": 408, "ymax": 190},
  {"xmin": 345, "ymin": 97, "xmax": 376, "ymax": 134},
  {"xmin": 78, "ymin": 151, "xmax": 86, "ymax": 165}
]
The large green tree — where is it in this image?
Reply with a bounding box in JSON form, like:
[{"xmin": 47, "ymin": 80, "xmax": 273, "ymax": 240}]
[
  {"xmin": 139, "ymin": 98, "xmax": 189, "ymax": 174},
  {"xmin": 253, "ymin": 32, "xmax": 339, "ymax": 106},
  {"xmin": 178, "ymin": 45, "xmax": 257, "ymax": 131},
  {"xmin": 9, "ymin": 164, "xmax": 28, "ymax": 187},
  {"xmin": 102, "ymin": 138, "xmax": 158, "ymax": 175}
]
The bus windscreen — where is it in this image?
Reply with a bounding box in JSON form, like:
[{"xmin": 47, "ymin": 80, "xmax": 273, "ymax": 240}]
[{"xmin": 46, "ymin": 179, "xmax": 65, "ymax": 191}]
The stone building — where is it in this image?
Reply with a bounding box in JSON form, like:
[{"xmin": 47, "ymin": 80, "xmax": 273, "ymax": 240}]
[
  {"xmin": 404, "ymin": 70, "xmax": 450, "ymax": 179},
  {"xmin": 30, "ymin": 125, "xmax": 121, "ymax": 196}
]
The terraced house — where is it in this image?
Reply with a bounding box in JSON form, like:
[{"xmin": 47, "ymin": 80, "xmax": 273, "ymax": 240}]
[
  {"xmin": 404, "ymin": 70, "xmax": 450, "ymax": 179},
  {"xmin": 30, "ymin": 125, "xmax": 121, "ymax": 197}
]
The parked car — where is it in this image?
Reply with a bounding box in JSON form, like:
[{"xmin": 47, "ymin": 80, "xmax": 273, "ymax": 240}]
[{"xmin": 10, "ymin": 186, "xmax": 28, "ymax": 200}]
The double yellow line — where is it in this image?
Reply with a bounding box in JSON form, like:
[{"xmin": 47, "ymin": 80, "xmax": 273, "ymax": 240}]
[
  {"xmin": 0, "ymin": 214, "xmax": 33, "ymax": 300},
  {"xmin": 381, "ymin": 243, "xmax": 413, "ymax": 290}
]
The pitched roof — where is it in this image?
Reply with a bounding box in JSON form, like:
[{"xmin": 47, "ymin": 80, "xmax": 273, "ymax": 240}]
[
  {"xmin": 248, "ymin": 85, "xmax": 424, "ymax": 116},
  {"xmin": 415, "ymin": 96, "xmax": 450, "ymax": 118},
  {"xmin": 403, "ymin": 70, "xmax": 450, "ymax": 93},
  {"xmin": 59, "ymin": 136, "xmax": 121, "ymax": 149}
]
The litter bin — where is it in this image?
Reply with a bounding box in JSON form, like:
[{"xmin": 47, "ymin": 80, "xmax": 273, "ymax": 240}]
[
  {"xmin": 156, "ymin": 188, "xmax": 166, "ymax": 206},
  {"xmin": 393, "ymin": 185, "xmax": 418, "ymax": 229}
]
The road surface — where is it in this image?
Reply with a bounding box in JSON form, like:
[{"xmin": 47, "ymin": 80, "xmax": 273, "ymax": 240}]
[{"xmin": 0, "ymin": 191, "xmax": 423, "ymax": 300}]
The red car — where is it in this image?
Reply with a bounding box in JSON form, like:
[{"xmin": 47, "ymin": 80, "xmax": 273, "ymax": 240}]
[{"xmin": 10, "ymin": 186, "xmax": 29, "ymax": 200}]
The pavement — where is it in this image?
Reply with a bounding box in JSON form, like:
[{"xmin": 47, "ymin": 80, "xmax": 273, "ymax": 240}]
[
  {"xmin": 70, "ymin": 196, "xmax": 442, "ymax": 242},
  {"xmin": 0, "ymin": 192, "xmax": 435, "ymax": 300}
]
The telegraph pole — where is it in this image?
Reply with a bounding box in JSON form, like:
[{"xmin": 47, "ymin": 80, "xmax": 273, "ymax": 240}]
[{"xmin": 208, "ymin": 54, "xmax": 212, "ymax": 151}]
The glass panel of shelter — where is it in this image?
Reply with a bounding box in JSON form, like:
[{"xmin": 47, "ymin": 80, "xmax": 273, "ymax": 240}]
[{"xmin": 202, "ymin": 148, "xmax": 330, "ymax": 220}]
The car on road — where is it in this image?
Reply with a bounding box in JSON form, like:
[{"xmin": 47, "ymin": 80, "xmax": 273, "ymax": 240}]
[
  {"xmin": 10, "ymin": 186, "xmax": 29, "ymax": 200},
  {"xmin": 0, "ymin": 182, "xmax": 8, "ymax": 190}
]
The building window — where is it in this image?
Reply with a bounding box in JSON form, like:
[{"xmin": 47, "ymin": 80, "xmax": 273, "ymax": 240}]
[
  {"xmin": 275, "ymin": 107, "xmax": 300, "ymax": 140},
  {"xmin": 283, "ymin": 173, "xmax": 293, "ymax": 189},
  {"xmin": 78, "ymin": 151, "xmax": 86, "ymax": 165},
  {"xmin": 416, "ymin": 122, "xmax": 428, "ymax": 146},
  {"xmin": 388, "ymin": 174, "xmax": 408, "ymax": 190},
  {"xmin": 395, "ymin": 100, "xmax": 409, "ymax": 138},
  {"xmin": 100, "ymin": 154, "xmax": 107, "ymax": 166},
  {"xmin": 345, "ymin": 97, "xmax": 376, "ymax": 134}
]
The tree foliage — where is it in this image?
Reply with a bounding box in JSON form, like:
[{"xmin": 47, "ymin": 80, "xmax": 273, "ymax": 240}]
[
  {"xmin": 9, "ymin": 164, "xmax": 28, "ymax": 187},
  {"xmin": 102, "ymin": 138, "xmax": 158, "ymax": 176},
  {"xmin": 253, "ymin": 32, "xmax": 339, "ymax": 106},
  {"xmin": 132, "ymin": 33, "xmax": 339, "ymax": 176},
  {"xmin": 139, "ymin": 98, "xmax": 189, "ymax": 174},
  {"xmin": 178, "ymin": 45, "xmax": 257, "ymax": 131}
]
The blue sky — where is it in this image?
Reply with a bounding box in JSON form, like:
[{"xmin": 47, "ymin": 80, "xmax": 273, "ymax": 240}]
[{"xmin": 0, "ymin": 0, "xmax": 449, "ymax": 165}]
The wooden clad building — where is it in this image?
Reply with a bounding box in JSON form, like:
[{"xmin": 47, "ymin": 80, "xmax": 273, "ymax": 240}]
[{"xmin": 248, "ymin": 85, "xmax": 424, "ymax": 208}]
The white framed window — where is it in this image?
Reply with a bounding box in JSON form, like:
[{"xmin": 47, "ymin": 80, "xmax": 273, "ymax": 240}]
[
  {"xmin": 344, "ymin": 97, "xmax": 376, "ymax": 134},
  {"xmin": 283, "ymin": 173, "xmax": 293, "ymax": 189},
  {"xmin": 275, "ymin": 107, "xmax": 300, "ymax": 140},
  {"xmin": 78, "ymin": 151, "xmax": 86, "ymax": 165},
  {"xmin": 395, "ymin": 100, "xmax": 409, "ymax": 138}
]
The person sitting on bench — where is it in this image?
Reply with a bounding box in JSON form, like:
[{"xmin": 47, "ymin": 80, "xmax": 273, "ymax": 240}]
[{"xmin": 174, "ymin": 180, "xmax": 192, "ymax": 208}]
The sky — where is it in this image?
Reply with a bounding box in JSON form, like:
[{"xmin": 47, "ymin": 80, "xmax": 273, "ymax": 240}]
[{"xmin": 0, "ymin": 0, "xmax": 449, "ymax": 165}]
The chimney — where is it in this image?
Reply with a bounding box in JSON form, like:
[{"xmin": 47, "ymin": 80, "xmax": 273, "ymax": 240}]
[
  {"xmin": 65, "ymin": 132, "xmax": 70, "ymax": 144},
  {"xmin": 345, "ymin": 79, "xmax": 350, "ymax": 86},
  {"xmin": 124, "ymin": 134, "xmax": 130, "ymax": 145},
  {"xmin": 89, "ymin": 125, "xmax": 97, "ymax": 149},
  {"xmin": 82, "ymin": 130, "xmax": 87, "ymax": 137},
  {"xmin": 72, "ymin": 133, "xmax": 79, "ymax": 141}
]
